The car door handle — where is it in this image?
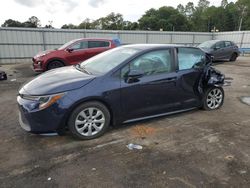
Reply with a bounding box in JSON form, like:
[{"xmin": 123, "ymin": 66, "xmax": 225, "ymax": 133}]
[
  {"xmin": 145, "ymin": 77, "xmax": 177, "ymax": 85},
  {"xmin": 164, "ymin": 77, "xmax": 177, "ymax": 83}
]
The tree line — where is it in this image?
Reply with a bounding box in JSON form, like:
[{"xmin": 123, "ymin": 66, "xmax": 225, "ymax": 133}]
[{"xmin": 1, "ymin": 0, "xmax": 250, "ymax": 32}]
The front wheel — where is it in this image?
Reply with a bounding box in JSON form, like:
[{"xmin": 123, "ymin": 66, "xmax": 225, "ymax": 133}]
[
  {"xmin": 229, "ymin": 53, "xmax": 237, "ymax": 62},
  {"xmin": 68, "ymin": 102, "xmax": 110, "ymax": 140},
  {"xmin": 47, "ymin": 60, "xmax": 64, "ymax": 70},
  {"xmin": 202, "ymin": 87, "xmax": 224, "ymax": 110}
]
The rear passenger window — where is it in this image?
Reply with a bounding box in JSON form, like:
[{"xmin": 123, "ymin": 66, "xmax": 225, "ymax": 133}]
[
  {"xmin": 178, "ymin": 48, "xmax": 205, "ymax": 70},
  {"xmin": 88, "ymin": 41, "xmax": 110, "ymax": 48}
]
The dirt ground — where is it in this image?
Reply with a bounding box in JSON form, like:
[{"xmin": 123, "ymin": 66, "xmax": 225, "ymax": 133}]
[{"xmin": 0, "ymin": 57, "xmax": 250, "ymax": 188}]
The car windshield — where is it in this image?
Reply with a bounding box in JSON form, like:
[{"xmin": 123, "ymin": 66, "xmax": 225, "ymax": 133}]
[
  {"xmin": 198, "ymin": 41, "xmax": 217, "ymax": 49},
  {"xmin": 79, "ymin": 47, "xmax": 140, "ymax": 74},
  {"xmin": 58, "ymin": 39, "xmax": 78, "ymax": 50}
]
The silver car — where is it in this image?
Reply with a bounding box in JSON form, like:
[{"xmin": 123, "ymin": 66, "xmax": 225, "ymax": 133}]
[{"xmin": 198, "ymin": 40, "xmax": 240, "ymax": 62}]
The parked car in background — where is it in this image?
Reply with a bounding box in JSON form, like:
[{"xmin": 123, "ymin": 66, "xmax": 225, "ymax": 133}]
[
  {"xmin": 32, "ymin": 38, "xmax": 121, "ymax": 72},
  {"xmin": 18, "ymin": 44, "xmax": 225, "ymax": 140},
  {"xmin": 198, "ymin": 40, "xmax": 240, "ymax": 62}
]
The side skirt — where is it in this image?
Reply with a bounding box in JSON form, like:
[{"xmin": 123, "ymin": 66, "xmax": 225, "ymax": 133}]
[{"xmin": 123, "ymin": 107, "xmax": 197, "ymax": 124}]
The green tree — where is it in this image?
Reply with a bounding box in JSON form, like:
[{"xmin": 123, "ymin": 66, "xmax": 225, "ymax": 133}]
[
  {"xmin": 123, "ymin": 21, "xmax": 139, "ymax": 30},
  {"xmin": 1, "ymin": 19, "xmax": 24, "ymax": 27},
  {"xmin": 236, "ymin": 0, "xmax": 250, "ymax": 30},
  {"xmin": 78, "ymin": 19, "xmax": 93, "ymax": 29},
  {"xmin": 93, "ymin": 13, "xmax": 124, "ymax": 30},
  {"xmin": 197, "ymin": 0, "xmax": 210, "ymax": 11},
  {"xmin": 138, "ymin": 8, "xmax": 159, "ymax": 30},
  {"xmin": 61, "ymin": 24, "xmax": 78, "ymax": 29},
  {"xmin": 185, "ymin": 2, "xmax": 195, "ymax": 18},
  {"xmin": 138, "ymin": 6, "xmax": 190, "ymax": 31},
  {"xmin": 221, "ymin": 0, "xmax": 228, "ymax": 8},
  {"xmin": 177, "ymin": 4, "xmax": 185, "ymax": 15}
]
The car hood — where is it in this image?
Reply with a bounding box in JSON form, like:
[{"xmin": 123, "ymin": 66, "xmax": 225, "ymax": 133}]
[
  {"xmin": 34, "ymin": 49, "xmax": 56, "ymax": 58},
  {"xmin": 20, "ymin": 66, "xmax": 95, "ymax": 95},
  {"xmin": 199, "ymin": 47, "xmax": 213, "ymax": 53}
]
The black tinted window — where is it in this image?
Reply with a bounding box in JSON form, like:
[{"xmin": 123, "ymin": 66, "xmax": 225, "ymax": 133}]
[
  {"xmin": 178, "ymin": 48, "xmax": 205, "ymax": 70},
  {"xmin": 88, "ymin": 41, "xmax": 110, "ymax": 48}
]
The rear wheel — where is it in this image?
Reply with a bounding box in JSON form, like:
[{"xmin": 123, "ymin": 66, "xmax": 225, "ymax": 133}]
[
  {"xmin": 229, "ymin": 53, "xmax": 237, "ymax": 62},
  {"xmin": 202, "ymin": 87, "xmax": 224, "ymax": 110},
  {"xmin": 68, "ymin": 102, "xmax": 110, "ymax": 140},
  {"xmin": 47, "ymin": 60, "xmax": 64, "ymax": 70}
]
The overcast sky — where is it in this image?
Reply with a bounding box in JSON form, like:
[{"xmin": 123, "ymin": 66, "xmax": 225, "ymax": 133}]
[{"xmin": 0, "ymin": 0, "xmax": 237, "ymax": 28}]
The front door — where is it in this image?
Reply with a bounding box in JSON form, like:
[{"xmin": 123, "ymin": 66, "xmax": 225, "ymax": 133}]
[
  {"xmin": 213, "ymin": 41, "xmax": 226, "ymax": 60},
  {"xmin": 65, "ymin": 41, "xmax": 89, "ymax": 65},
  {"xmin": 120, "ymin": 49, "xmax": 182, "ymax": 120}
]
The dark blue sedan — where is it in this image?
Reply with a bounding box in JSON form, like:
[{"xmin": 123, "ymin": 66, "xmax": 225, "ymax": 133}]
[{"xmin": 17, "ymin": 44, "xmax": 225, "ymax": 139}]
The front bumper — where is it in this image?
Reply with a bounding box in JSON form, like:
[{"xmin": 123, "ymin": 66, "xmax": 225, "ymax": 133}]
[
  {"xmin": 18, "ymin": 112, "xmax": 31, "ymax": 132},
  {"xmin": 32, "ymin": 58, "xmax": 44, "ymax": 72},
  {"xmin": 17, "ymin": 95, "xmax": 69, "ymax": 134}
]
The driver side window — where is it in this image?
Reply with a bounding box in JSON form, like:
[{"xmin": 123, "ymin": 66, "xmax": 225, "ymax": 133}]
[
  {"xmin": 70, "ymin": 41, "xmax": 88, "ymax": 50},
  {"xmin": 123, "ymin": 50, "xmax": 172, "ymax": 77},
  {"xmin": 214, "ymin": 41, "xmax": 225, "ymax": 49}
]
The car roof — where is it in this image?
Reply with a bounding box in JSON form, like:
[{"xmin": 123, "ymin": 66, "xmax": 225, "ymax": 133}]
[
  {"xmin": 74, "ymin": 38, "xmax": 115, "ymax": 42},
  {"xmin": 203, "ymin": 40, "xmax": 234, "ymax": 43},
  {"xmin": 121, "ymin": 44, "xmax": 198, "ymax": 50}
]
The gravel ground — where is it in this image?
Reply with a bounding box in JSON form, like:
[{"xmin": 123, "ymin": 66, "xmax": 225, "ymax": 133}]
[{"xmin": 0, "ymin": 57, "xmax": 250, "ymax": 188}]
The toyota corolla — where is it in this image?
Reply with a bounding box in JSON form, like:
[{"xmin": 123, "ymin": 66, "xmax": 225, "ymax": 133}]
[{"xmin": 17, "ymin": 44, "xmax": 225, "ymax": 140}]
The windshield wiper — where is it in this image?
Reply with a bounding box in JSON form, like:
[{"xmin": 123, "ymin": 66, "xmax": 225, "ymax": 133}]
[{"xmin": 75, "ymin": 64, "xmax": 92, "ymax": 75}]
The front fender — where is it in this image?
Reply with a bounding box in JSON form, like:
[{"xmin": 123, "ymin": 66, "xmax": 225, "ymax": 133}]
[{"xmin": 198, "ymin": 65, "xmax": 225, "ymax": 95}]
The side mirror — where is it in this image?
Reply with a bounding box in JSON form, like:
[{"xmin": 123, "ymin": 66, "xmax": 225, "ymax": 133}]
[
  {"xmin": 125, "ymin": 69, "xmax": 144, "ymax": 83},
  {"xmin": 213, "ymin": 46, "xmax": 220, "ymax": 51},
  {"xmin": 66, "ymin": 48, "xmax": 74, "ymax": 53}
]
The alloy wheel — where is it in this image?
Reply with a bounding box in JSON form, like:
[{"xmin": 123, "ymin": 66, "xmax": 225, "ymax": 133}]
[
  {"xmin": 75, "ymin": 107, "xmax": 105, "ymax": 136},
  {"xmin": 206, "ymin": 88, "xmax": 223, "ymax": 109}
]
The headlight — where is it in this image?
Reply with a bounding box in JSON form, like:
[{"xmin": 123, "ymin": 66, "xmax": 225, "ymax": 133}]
[
  {"xmin": 22, "ymin": 93, "xmax": 65, "ymax": 110},
  {"xmin": 35, "ymin": 52, "xmax": 49, "ymax": 58}
]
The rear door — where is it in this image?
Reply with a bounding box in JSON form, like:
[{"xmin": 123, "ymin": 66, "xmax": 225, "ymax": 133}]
[
  {"xmin": 176, "ymin": 47, "xmax": 206, "ymax": 108},
  {"xmin": 224, "ymin": 41, "xmax": 234, "ymax": 59},
  {"xmin": 87, "ymin": 40, "xmax": 111, "ymax": 58}
]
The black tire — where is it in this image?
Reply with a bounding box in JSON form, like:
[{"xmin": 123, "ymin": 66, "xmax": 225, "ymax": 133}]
[
  {"xmin": 68, "ymin": 101, "xmax": 110, "ymax": 140},
  {"xmin": 47, "ymin": 60, "xmax": 64, "ymax": 70},
  {"xmin": 229, "ymin": 53, "xmax": 237, "ymax": 62},
  {"xmin": 202, "ymin": 87, "xmax": 224, "ymax": 111}
]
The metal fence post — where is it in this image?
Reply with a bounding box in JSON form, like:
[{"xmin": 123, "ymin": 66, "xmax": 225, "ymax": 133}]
[
  {"xmin": 240, "ymin": 32, "xmax": 245, "ymax": 48},
  {"xmin": 117, "ymin": 31, "xmax": 120, "ymax": 40},
  {"xmin": 84, "ymin": 29, "xmax": 86, "ymax": 38},
  {"xmin": 192, "ymin": 34, "xmax": 195, "ymax": 46},
  {"xmin": 146, "ymin": 32, "xmax": 149, "ymax": 43},
  {"xmin": 42, "ymin": 30, "xmax": 46, "ymax": 50},
  {"xmin": 170, "ymin": 33, "xmax": 173, "ymax": 44},
  {"xmin": 212, "ymin": 32, "xmax": 215, "ymax": 40}
]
